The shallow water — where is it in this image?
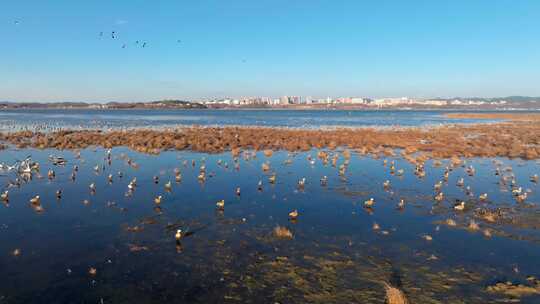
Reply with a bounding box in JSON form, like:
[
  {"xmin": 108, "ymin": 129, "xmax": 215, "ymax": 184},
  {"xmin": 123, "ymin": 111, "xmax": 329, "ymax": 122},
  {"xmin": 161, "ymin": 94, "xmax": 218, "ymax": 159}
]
[
  {"xmin": 1, "ymin": 147, "xmax": 540, "ymax": 303},
  {"xmin": 0, "ymin": 109, "xmax": 501, "ymax": 131}
]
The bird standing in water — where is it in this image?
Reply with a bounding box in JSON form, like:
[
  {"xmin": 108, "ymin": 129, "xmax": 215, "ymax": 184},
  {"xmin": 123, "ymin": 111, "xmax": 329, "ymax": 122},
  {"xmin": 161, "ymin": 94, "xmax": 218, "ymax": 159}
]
[
  {"xmin": 175, "ymin": 229, "xmax": 182, "ymax": 241},
  {"xmin": 1, "ymin": 191, "xmax": 8, "ymax": 202},
  {"xmin": 289, "ymin": 209, "xmax": 299, "ymax": 220},
  {"xmin": 454, "ymin": 201, "xmax": 466, "ymax": 211},
  {"xmin": 298, "ymin": 178, "xmax": 306, "ymax": 190},
  {"xmin": 364, "ymin": 198, "xmax": 375, "ymax": 208},
  {"xmin": 30, "ymin": 195, "xmax": 40, "ymax": 205}
]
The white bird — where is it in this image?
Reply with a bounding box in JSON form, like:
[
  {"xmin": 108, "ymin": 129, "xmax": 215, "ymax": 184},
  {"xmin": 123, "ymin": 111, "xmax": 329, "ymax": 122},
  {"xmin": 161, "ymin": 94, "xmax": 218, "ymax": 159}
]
[
  {"xmin": 364, "ymin": 198, "xmax": 375, "ymax": 208},
  {"xmin": 298, "ymin": 178, "xmax": 306, "ymax": 189},
  {"xmin": 289, "ymin": 209, "xmax": 299, "ymax": 220},
  {"xmin": 164, "ymin": 181, "xmax": 172, "ymax": 191},
  {"xmin": 454, "ymin": 201, "xmax": 466, "ymax": 211},
  {"xmin": 128, "ymin": 178, "xmax": 137, "ymax": 190},
  {"xmin": 30, "ymin": 195, "xmax": 40, "ymax": 205},
  {"xmin": 1, "ymin": 191, "xmax": 8, "ymax": 201}
]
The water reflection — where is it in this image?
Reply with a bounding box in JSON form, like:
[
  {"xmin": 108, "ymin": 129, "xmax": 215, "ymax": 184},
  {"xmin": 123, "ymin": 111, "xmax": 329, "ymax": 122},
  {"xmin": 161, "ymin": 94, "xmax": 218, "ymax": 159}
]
[
  {"xmin": 0, "ymin": 147, "xmax": 539, "ymax": 303},
  {"xmin": 0, "ymin": 109, "xmax": 499, "ymax": 132}
]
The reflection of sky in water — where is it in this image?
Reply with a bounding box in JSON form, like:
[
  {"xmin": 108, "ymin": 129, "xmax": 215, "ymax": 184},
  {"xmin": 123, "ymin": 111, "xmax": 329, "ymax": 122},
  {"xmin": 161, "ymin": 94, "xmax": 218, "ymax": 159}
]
[
  {"xmin": 0, "ymin": 109, "xmax": 504, "ymax": 131},
  {"xmin": 0, "ymin": 147, "xmax": 539, "ymax": 302}
]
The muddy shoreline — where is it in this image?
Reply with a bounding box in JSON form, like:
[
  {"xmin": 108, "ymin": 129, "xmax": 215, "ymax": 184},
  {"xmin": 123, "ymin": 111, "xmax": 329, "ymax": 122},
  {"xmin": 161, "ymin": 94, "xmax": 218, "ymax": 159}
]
[
  {"xmin": 445, "ymin": 112, "xmax": 540, "ymax": 121},
  {"xmin": 1, "ymin": 117, "xmax": 539, "ymax": 160}
]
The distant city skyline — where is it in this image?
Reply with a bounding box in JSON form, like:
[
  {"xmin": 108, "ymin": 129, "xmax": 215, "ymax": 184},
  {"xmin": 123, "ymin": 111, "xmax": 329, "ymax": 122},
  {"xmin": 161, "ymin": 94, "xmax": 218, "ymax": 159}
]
[{"xmin": 1, "ymin": 1, "xmax": 540, "ymax": 102}]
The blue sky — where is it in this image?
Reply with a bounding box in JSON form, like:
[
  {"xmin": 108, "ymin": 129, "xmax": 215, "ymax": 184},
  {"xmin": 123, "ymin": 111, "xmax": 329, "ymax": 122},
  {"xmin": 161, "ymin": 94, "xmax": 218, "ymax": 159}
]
[{"xmin": 1, "ymin": 0, "xmax": 539, "ymax": 102}]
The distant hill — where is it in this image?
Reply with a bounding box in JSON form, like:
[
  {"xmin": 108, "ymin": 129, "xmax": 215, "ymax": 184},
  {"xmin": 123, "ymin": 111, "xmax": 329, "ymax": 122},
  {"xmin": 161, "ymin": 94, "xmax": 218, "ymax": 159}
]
[
  {"xmin": 436, "ymin": 96, "xmax": 539, "ymax": 103},
  {"xmin": 105, "ymin": 100, "xmax": 206, "ymax": 109},
  {"xmin": 1, "ymin": 97, "xmax": 539, "ymax": 109},
  {"xmin": 0, "ymin": 100, "xmax": 207, "ymax": 109}
]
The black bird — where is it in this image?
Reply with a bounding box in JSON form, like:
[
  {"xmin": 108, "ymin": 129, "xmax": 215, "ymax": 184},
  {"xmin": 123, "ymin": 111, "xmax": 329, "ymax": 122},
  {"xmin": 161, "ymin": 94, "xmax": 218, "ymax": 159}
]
[
  {"xmin": 142, "ymin": 42, "xmax": 147, "ymax": 48},
  {"xmin": 111, "ymin": 31, "xmax": 116, "ymax": 39}
]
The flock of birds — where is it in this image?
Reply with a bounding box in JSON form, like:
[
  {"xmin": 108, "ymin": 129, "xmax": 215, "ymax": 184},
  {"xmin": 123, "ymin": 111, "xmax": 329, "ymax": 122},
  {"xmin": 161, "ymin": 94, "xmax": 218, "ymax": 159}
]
[
  {"xmin": 11, "ymin": 18, "xmax": 182, "ymax": 50},
  {"xmin": 9, "ymin": 18, "xmax": 251, "ymax": 64},
  {"xmin": 1, "ymin": 143, "xmax": 539, "ymax": 278},
  {"xmin": 98, "ymin": 30, "xmax": 182, "ymax": 49},
  {"xmin": 2, "ymin": 147, "xmax": 539, "ymax": 233}
]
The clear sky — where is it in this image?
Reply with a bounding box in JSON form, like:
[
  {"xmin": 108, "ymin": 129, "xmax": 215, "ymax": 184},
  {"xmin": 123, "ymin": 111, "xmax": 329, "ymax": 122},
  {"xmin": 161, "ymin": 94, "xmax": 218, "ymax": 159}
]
[{"xmin": 1, "ymin": 0, "xmax": 539, "ymax": 102}]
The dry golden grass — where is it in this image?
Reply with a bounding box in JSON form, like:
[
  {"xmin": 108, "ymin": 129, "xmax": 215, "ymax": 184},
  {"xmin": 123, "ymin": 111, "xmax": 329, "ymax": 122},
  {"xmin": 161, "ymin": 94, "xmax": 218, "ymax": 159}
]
[
  {"xmin": 273, "ymin": 226, "xmax": 293, "ymax": 239},
  {"xmin": 2, "ymin": 120, "xmax": 540, "ymax": 159},
  {"xmin": 486, "ymin": 280, "xmax": 540, "ymax": 297},
  {"xmin": 384, "ymin": 283, "xmax": 409, "ymax": 304}
]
